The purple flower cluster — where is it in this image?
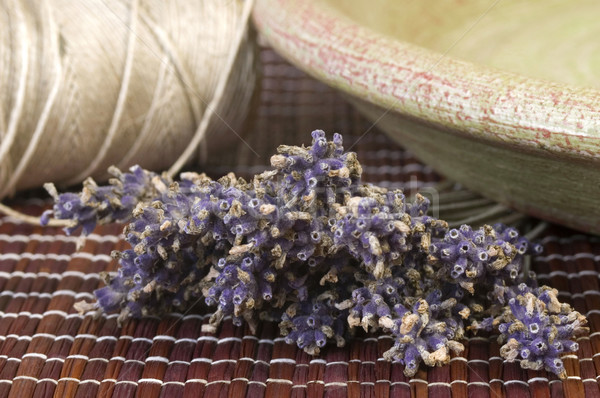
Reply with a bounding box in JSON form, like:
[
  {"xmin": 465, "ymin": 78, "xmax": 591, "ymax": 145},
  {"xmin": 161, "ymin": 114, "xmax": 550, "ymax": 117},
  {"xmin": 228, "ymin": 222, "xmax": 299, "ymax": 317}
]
[
  {"xmin": 44, "ymin": 130, "xmax": 587, "ymax": 378},
  {"xmin": 42, "ymin": 165, "xmax": 162, "ymax": 235},
  {"xmin": 494, "ymin": 286, "xmax": 584, "ymax": 379}
]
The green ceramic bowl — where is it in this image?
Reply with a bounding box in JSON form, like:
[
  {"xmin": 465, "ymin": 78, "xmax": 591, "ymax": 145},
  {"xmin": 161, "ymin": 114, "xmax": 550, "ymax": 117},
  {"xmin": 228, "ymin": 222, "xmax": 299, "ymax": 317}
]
[{"xmin": 253, "ymin": 0, "xmax": 600, "ymax": 234}]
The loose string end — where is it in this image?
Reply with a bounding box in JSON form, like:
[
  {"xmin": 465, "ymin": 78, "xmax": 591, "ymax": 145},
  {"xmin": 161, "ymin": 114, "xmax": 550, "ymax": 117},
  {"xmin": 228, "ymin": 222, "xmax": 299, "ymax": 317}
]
[{"xmin": 0, "ymin": 201, "xmax": 74, "ymax": 228}]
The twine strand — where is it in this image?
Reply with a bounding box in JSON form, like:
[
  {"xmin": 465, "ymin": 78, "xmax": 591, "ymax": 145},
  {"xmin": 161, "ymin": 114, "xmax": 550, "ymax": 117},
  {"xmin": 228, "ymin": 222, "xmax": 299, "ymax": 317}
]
[
  {"xmin": 168, "ymin": 0, "xmax": 255, "ymax": 177},
  {"xmin": 117, "ymin": 55, "xmax": 170, "ymax": 169},
  {"xmin": 1, "ymin": 0, "xmax": 62, "ymax": 198},
  {"xmin": 0, "ymin": 0, "xmax": 29, "ymax": 191},
  {"xmin": 0, "ymin": 202, "xmax": 72, "ymax": 228},
  {"xmin": 67, "ymin": 0, "xmax": 140, "ymax": 185}
]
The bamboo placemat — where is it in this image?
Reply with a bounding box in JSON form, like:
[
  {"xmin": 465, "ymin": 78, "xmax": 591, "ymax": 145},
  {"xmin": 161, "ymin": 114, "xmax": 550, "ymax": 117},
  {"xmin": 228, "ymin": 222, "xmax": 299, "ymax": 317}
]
[{"xmin": 0, "ymin": 46, "xmax": 599, "ymax": 398}]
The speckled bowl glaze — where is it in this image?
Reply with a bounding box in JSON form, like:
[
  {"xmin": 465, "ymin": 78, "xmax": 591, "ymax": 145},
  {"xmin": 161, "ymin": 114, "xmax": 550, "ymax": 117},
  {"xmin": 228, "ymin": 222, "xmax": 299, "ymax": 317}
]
[{"xmin": 253, "ymin": 0, "xmax": 600, "ymax": 234}]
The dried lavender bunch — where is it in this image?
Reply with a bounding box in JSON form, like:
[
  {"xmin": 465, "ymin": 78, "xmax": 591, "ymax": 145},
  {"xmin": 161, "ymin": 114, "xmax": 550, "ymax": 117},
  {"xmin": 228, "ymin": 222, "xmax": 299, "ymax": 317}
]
[{"xmin": 44, "ymin": 130, "xmax": 587, "ymax": 378}]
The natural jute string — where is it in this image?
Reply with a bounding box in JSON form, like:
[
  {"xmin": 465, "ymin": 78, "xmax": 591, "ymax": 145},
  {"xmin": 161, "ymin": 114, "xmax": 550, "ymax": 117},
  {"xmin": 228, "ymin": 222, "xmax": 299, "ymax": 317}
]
[{"xmin": 0, "ymin": 0, "xmax": 257, "ymax": 200}]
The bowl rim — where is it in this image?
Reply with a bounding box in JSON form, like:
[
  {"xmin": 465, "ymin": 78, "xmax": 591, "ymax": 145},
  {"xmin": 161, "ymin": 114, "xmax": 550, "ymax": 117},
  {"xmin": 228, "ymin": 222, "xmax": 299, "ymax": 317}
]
[{"xmin": 253, "ymin": 0, "xmax": 600, "ymax": 161}]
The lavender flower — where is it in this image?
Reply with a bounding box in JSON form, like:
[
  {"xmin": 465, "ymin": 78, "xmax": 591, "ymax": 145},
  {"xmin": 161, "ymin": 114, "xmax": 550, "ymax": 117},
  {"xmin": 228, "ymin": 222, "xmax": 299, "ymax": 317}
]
[
  {"xmin": 42, "ymin": 165, "xmax": 167, "ymax": 234},
  {"xmin": 280, "ymin": 296, "xmax": 347, "ymax": 355},
  {"xmin": 495, "ymin": 287, "xmax": 586, "ymax": 378},
  {"xmin": 46, "ymin": 130, "xmax": 586, "ymax": 379}
]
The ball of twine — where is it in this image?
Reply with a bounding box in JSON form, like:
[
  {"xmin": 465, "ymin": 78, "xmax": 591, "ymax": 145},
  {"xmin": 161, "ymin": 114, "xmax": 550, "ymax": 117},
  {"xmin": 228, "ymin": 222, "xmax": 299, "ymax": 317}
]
[{"xmin": 0, "ymin": 0, "xmax": 257, "ymax": 198}]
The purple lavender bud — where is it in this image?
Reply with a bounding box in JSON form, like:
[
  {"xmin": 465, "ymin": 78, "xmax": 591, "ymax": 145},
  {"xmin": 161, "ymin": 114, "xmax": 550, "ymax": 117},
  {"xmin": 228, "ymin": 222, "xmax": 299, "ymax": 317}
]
[
  {"xmin": 261, "ymin": 284, "xmax": 273, "ymax": 301},
  {"xmin": 297, "ymin": 330, "xmax": 314, "ymax": 349},
  {"xmin": 332, "ymin": 133, "xmax": 344, "ymax": 155},
  {"xmin": 403, "ymin": 344, "xmax": 420, "ymax": 372},
  {"xmin": 427, "ymin": 334, "xmax": 446, "ymax": 350},
  {"xmin": 458, "ymin": 240, "xmax": 471, "ymax": 255},
  {"xmin": 219, "ymin": 289, "xmax": 234, "ymax": 311},
  {"xmin": 563, "ymin": 340, "xmax": 579, "ymax": 352},
  {"xmin": 297, "ymin": 248, "xmax": 315, "ymax": 262},
  {"xmin": 528, "ymin": 322, "xmax": 540, "ymax": 334},
  {"xmin": 40, "ymin": 210, "xmax": 53, "ymax": 226},
  {"xmin": 95, "ymin": 286, "xmax": 126, "ymax": 312},
  {"xmin": 312, "ymin": 138, "xmax": 328, "ymax": 158},
  {"xmin": 476, "ymin": 249, "xmax": 488, "ymax": 262},
  {"xmin": 314, "ymin": 330, "xmax": 327, "ymax": 347},
  {"xmin": 447, "ymin": 229, "xmax": 460, "ymax": 241},
  {"xmin": 529, "ymin": 338, "xmax": 547, "ymax": 355},
  {"xmin": 544, "ymin": 357, "xmax": 565, "ymax": 375}
]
